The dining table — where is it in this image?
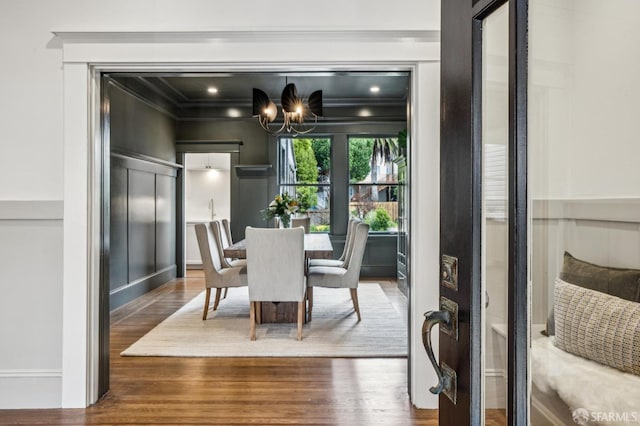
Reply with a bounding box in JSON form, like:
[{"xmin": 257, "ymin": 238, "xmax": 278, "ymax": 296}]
[
  {"xmin": 223, "ymin": 233, "xmax": 333, "ymax": 323},
  {"xmin": 223, "ymin": 233, "xmax": 333, "ymax": 260}
]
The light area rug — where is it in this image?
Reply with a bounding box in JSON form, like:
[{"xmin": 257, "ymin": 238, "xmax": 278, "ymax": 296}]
[{"xmin": 121, "ymin": 284, "xmax": 407, "ymax": 357}]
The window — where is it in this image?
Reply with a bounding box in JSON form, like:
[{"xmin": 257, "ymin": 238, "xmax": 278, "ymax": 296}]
[
  {"xmin": 348, "ymin": 137, "xmax": 399, "ymax": 232},
  {"xmin": 278, "ymin": 137, "xmax": 331, "ymax": 232}
]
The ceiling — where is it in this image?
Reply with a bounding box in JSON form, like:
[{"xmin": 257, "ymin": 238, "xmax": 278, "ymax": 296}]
[{"xmin": 109, "ymin": 71, "xmax": 410, "ymax": 121}]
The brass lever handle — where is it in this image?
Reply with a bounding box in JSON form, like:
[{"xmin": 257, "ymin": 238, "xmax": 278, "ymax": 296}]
[{"xmin": 422, "ymin": 309, "xmax": 452, "ymax": 395}]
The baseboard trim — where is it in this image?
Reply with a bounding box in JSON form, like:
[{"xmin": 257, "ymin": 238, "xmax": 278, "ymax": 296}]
[
  {"xmin": 110, "ymin": 265, "xmax": 177, "ymax": 310},
  {"xmin": 0, "ymin": 370, "xmax": 62, "ymax": 408}
]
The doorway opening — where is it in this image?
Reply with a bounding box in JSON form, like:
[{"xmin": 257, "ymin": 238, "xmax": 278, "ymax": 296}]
[
  {"xmin": 100, "ymin": 69, "xmax": 413, "ymax": 400},
  {"xmin": 185, "ymin": 153, "xmax": 232, "ymax": 269}
]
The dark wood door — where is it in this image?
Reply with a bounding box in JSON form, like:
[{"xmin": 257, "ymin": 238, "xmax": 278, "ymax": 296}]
[
  {"xmin": 438, "ymin": 0, "xmax": 481, "ymax": 423},
  {"xmin": 437, "ymin": 0, "xmax": 528, "ymax": 425}
]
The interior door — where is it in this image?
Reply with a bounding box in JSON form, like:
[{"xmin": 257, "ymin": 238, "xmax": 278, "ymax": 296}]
[{"xmin": 431, "ymin": 0, "xmax": 529, "ymax": 424}]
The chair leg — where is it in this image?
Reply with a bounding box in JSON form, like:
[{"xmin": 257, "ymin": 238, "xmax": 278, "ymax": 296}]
[
  {"xmin": 256, "ymin": 302, "xmax": 262, "ymax": 324},
  {"xmin": 307, "ymin": 287, "xmax": 313, "ymax": 322},
  {"xmin": 213, "ymin": 288, "xmax": 223, "ymax": 310},
  {"xmin": 350, "ymin": 288, "xmax": 361, "ymax": 322},
  {"xmin": 249, "ymin": 301, "xmax": 256, "ymax": 341},
  {"xmin": 297, "ymin": 301, "xmax": 304, "ymax": 341},
  {"xmin": 223, "ymin": 288, "xmax": 229, "ymax": 299},
  {"xmin": 202, "ymin": 288, "xmax": 211, "ymax": 320}
]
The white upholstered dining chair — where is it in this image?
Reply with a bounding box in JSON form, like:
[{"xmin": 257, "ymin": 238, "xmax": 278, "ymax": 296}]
[
  {"xmin": 306, "ymin": 222, "xmax": 369, "ymax": 322},
  {"xmin": 245, "ymin": 226, "xmax": 306, "ymax": 340},
  {"xmin": 210, "ymin": 220, "xmax": 246, "ymax": 300},
  {"xmin": 210, "ymin": 220, "xmax": 246, "ymax": 268},
  {"xmin": 221, "ymin": 218, "xmax": 234, "ymax": 245},
  {"xmin": 308, "ymin": 217, "xmax": 359, "ymax": 268},
  {"xmin": 194, "ymin": 223, "xmax": 247, "ymax": 320}
]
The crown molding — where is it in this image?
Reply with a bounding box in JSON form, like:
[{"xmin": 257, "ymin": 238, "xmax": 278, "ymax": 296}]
[{"xmin": 51, "ymin": 29, "xmax": 440, "ymax": 44}]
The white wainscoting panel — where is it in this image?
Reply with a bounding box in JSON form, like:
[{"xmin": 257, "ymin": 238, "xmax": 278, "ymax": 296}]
[
  {"xmin": 532, "ymin": 198, "xmax": 640, "ymax": 328},
  {"xmin": 0, "ymin": 201, "xmax": 64, "ymax": 408}
]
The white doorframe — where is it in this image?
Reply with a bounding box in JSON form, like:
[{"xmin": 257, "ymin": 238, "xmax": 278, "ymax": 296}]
[{"xmin": 58, "ymin": 30, "xmax": 441, "ymax": 409}]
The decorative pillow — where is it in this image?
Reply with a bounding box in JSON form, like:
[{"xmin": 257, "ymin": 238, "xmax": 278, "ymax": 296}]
[
  {"xmin": 553, "ymin": 278, "xmax": 640, "ymax": 376},
  {"xmin": 560, "ymin": 251, "xmax": 640, "ymax": 302},
  {"xmin": 545, "ymin": 252, "xmax": 640, "ymax": 336}
]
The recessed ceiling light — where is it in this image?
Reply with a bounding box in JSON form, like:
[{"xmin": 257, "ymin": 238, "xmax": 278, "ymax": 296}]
[
  {"xmin": 359, "ymin": 109, "xmax": 372, "ymax": 117},
  {"xmin": 228, "ymin": 108, "xmax": 242, "ymax": 118},
  {"xmin": 370, "ymin": 86, "xmax": 380, "ymax": 93},
  {"xmin": 207, "ymin": 87, "xmax": 218, "ymax": 94}
]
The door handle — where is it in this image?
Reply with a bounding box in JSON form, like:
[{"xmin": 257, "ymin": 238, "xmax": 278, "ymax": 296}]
[
  {"xmin": 422, "ymin": 309, "xmax": 452, "ymax": 394},
  {"xmin": 422, "ymin": 297, "xmax": 458, "ymax": 403}
]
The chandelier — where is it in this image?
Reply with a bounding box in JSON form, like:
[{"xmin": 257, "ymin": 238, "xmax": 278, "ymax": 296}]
[{"xmin": 252, "ymin": 82, "xmax": 323, "ymax": 136}]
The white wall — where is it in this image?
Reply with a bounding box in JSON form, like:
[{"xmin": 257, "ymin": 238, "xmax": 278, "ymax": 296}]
[
  {"xmin": 569, "ymin": 0, "xmax": 640, "ymax": 197},
  {"xmin": 529, "ymin": 0, "xmax": 640, "ymax": 199},
  {"xmin": 186, "ymin": 169, "xmax": 231, "ymax": 222},
  {"xmin": 0, "ymin": 0, "xmax": 441, "ymax": 409}
]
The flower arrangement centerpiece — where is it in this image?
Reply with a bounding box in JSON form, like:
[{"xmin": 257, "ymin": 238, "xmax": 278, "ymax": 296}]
[{"xmin": 262, "ymin": 193, "xmax": 299, "ymax": 228}]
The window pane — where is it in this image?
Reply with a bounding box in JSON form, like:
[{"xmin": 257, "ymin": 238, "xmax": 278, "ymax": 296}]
[
  {"xmin": 348, "ymin": 137, "xmax": 398, "ymax": 184},
  {"xmin": 348, "ymin": 137, "xmax": 399, "ymax": 232},
  {"xmin": 278, "ymin": 137, "xmax": 331, "ymax": 232},
  {"xmin": 529, "ymin": 1, "xmax": 640, "ymax": 424},
  {"xmin": 279, "ymin": 137, "xmax": 330, "ymax": 184},
  {"xmin": 481, "ymin": 3, "xmax": 509, "ymax": 423},
  {"xmin": 349, "ymin": 185, "xmax": 398, "ymax": 232}
]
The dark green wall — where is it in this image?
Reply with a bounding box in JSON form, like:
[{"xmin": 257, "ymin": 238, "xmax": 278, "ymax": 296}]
[
  {"xmin": 109, "ymin": 83, "xmax": 178, "ymax": 310},
  {"xmin": 110, "ymin": 84, "xmax": 177, "ymax": 162}
]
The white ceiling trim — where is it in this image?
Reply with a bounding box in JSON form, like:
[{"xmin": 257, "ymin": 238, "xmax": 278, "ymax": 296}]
[
  {"xmin": 52, "ymin": 30, "xmax": 440, "ymax": 64},
  {"xmin": 52, "ymin": 29, "xmax": 440, "ymax": 44}
]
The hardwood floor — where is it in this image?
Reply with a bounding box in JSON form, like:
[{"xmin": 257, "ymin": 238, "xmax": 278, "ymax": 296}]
[{"xmin": 0, "ymin": 271, "xmax": 506, "ymax": 425}]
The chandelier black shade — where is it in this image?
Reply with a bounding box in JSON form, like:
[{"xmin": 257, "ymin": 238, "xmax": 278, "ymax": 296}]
[{"xmin": 253, "ymin": 83, "xmax": 323, "ymax": 136}]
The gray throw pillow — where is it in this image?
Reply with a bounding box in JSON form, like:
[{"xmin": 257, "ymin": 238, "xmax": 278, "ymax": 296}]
[
  {"xmin": 545, "ymin": 251, "xmax": 640, "ymax": 336},
  {"xmin": 554, "ymin": 279, "xmax": 640, "ymax": 376}
]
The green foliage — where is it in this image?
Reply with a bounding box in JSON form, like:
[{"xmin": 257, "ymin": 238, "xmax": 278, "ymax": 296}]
[
  {"xmin": 311, "ymin": 224, "xmax": 331, "ymax": 232},
  {"xmin": 349, "ymin": 138, "xmax": 373, "ymax": 183},
  {"xmin": 295, "ymin": 186, "xmax": 317, "ymax": 212},
  {"xmin": 371, "ymin": 137, "xmax": 398, "ymax": 164},
  {"xmin": 293, "ymin": 139, "xmax": 318, "ymax": 182},
  {"xmin": 311, "ymin": 138, "xmax": 331, "ymax": 177},
  {"xmin": 397, "ymin": 129, "xmax": 407, "ymax": 150},
  {"xmin": 365, "ymin": 207, "xmax": 393, "ymax": 231},
  {"xmin": 293, "ymin": 139, "xmax": 319, "ymax": 210}
]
